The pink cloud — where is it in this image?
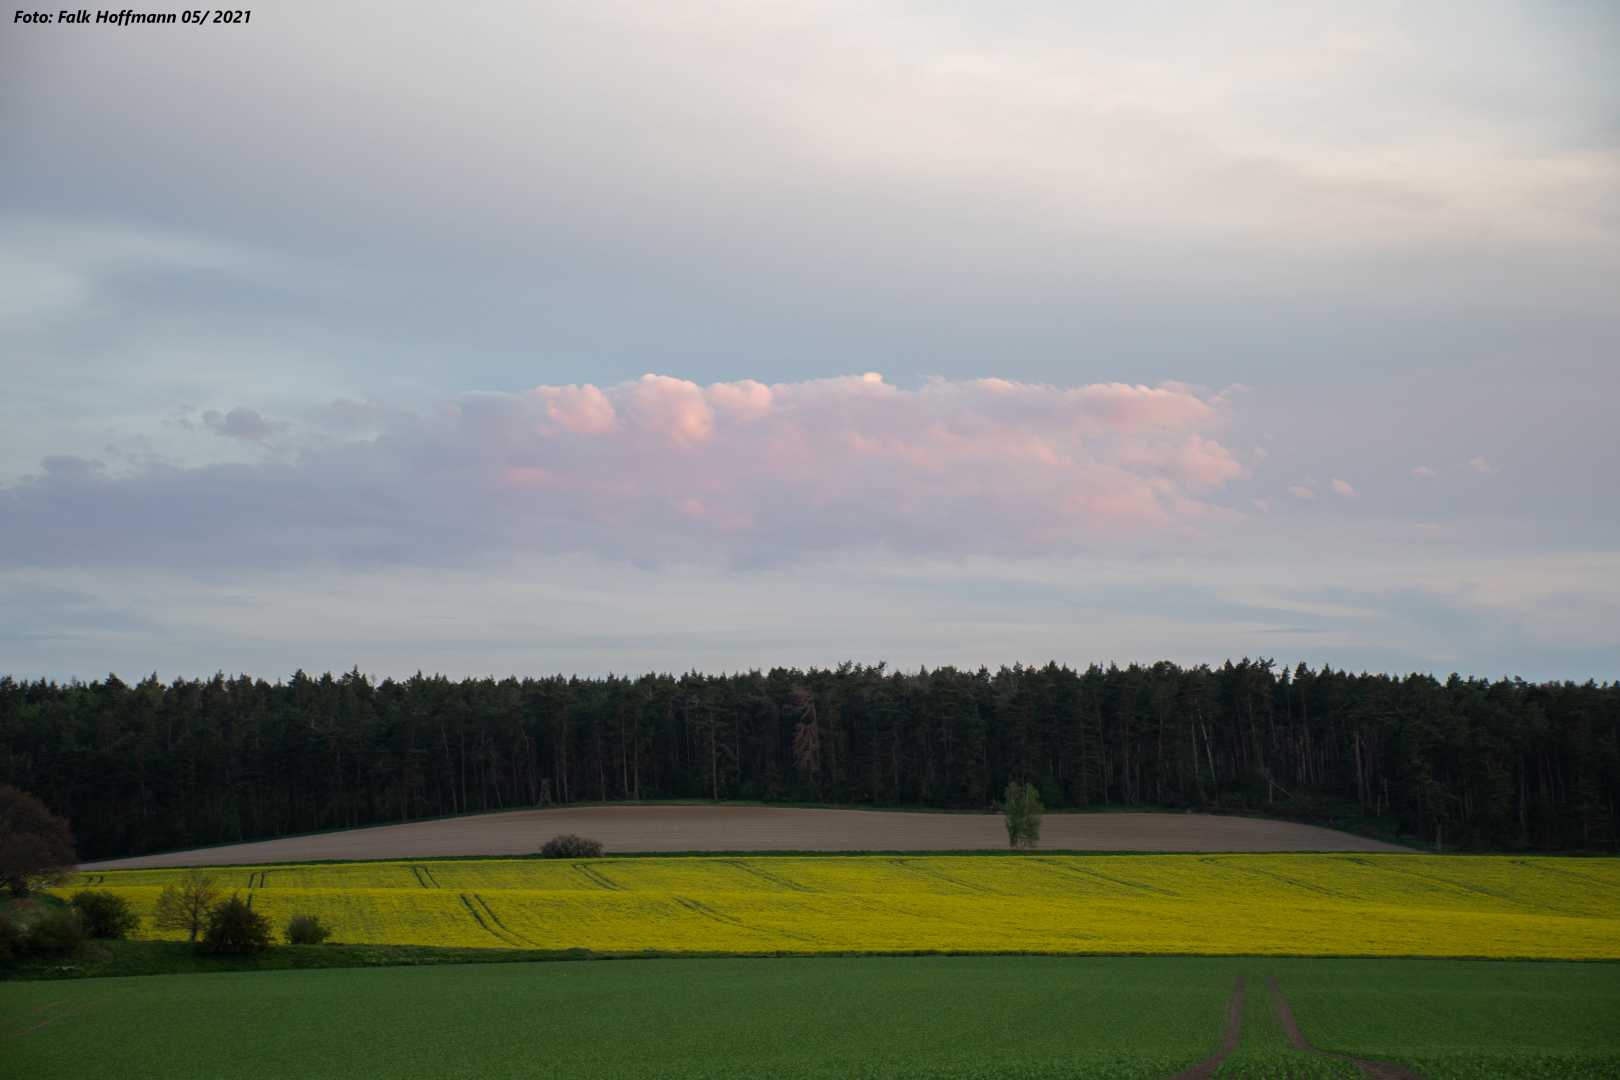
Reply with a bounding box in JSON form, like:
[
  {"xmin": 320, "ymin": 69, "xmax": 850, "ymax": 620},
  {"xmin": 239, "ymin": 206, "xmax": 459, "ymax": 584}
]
[
  {"xmin": 479, "ymin": 373, "xmax": 1244, "ymax": 554},
  {"xmin": 528, "ymin": 383, "xmax": 618, "ymax": 435},
  {"xmin": 626, "ymin": 374, "xmax": 714, "ymax": 447},
  {"xmin": 1470, "ymin": 456, "xmax": 1498, "ymax": 475},
  {"xmin": 706, "ymin": 379, "xmax": 774, "ymax": 420},
  {"xmin": 1331, "ymin": 478, "xmax": 1357, "ymax": 497}
]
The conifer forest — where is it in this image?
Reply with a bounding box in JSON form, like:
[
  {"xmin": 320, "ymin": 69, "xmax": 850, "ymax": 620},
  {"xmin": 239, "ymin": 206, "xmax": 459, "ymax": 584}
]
[{"xmin": 2, "ymin": 660, "xmax": 1614, "ymax": 860}]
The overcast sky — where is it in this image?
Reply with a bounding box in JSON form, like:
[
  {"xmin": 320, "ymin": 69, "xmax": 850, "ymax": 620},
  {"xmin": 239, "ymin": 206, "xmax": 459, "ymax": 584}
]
[{"xmin": 2, "ymin": 1, "xmax": 1616, "ymax": 682}]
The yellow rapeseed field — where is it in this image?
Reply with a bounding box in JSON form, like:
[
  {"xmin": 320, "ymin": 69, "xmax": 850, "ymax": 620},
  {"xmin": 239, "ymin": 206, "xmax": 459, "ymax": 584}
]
[{"xmin": 77, "ymin": 854, "xmax": 1620, "ymax": 959}]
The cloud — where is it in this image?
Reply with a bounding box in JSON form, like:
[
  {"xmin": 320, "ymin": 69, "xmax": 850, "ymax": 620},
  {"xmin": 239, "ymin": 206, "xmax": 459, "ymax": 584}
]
[
  {"xmin": 204, "ymin": 407, "xmax": 282, "ymax": 443},
  {"xmin": 1288, "ymin": 485, "xmax": 1316, "ymax": 499},
  {"xmin": 1470, "ymin": 456, "xmax": 1499, "ymax": 474},
  {"xmin": 0, "ymin": 375, "xmax": 1245, "ymax": 570},
  {"xmin": 1412, "ymin": 466, "xmax": 1437, "ymax": 477},
  {"xmin": 1331, "ymin": 478, "xmax": 1357, "ymax": 497}
]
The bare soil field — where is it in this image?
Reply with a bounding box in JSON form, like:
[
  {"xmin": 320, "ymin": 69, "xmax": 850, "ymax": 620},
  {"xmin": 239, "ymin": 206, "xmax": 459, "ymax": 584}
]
[{"xmin": 82, "ymin": 806, "xmax": 1411, "ymax": 869}]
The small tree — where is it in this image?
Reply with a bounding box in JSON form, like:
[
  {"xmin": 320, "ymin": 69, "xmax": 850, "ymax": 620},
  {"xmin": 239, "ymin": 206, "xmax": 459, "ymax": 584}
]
[
  {"xmin": 540, "ymin": 834, "xmax": 603, "ymax": 858},
  {"xmin": 285, "ymin": 913, "xmax": 333, "ymax": 945},
  {"xmin": 151, "ymin": 870, "xmax": 222, "ymax": 942},
  {"xmin": 0, "ymin": 784, "xmax": 78, "ymax": 898},
  {"xmin": 71, "ymin": 889, "xmax": 140, "ymax": 939},
  {"xmin": 1003, "ymin": 781, "xmax": 1044, "ymax": 852},
  {"xmin": 201, "ymin": 893, "xmax": 273, "ymax": 955}
]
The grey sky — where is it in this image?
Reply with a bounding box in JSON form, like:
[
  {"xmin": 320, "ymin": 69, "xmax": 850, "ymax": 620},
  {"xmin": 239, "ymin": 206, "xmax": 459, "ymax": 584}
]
[{"xmin": 1, "ymin": 1, "xmax": 1615, "ymax": 681}]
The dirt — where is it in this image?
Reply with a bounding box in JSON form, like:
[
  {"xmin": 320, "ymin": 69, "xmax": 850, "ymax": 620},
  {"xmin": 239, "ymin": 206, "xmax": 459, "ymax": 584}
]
[
  {"xmin": 1268, "ymin": 974, "xmax": 1426, "ymax": 1080},
  {"xmin": 81, "ymin": 805, "xmax": 1414, "ymax": 870},
  {"xmin": 1167, "ymin": 975, "xmax": 1244, "ymax": 1080}
]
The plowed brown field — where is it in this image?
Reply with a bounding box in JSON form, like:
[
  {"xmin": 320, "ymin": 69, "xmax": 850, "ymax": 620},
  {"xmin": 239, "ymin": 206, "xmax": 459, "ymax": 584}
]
[{"xmin": 82, "ymin": 806, "xmax": 1411, "ymax": 869}]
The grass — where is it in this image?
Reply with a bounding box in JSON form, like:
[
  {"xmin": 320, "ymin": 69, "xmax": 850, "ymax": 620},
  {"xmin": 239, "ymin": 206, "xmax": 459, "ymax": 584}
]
[
  {"xmin": 1, "ymin": 955, "xmax": 1615, "ymax": 1079},
  {"xmin": 0, "ymin": 954, "xmax": 1231, "ymax": 1080},
  {"xmin": 69, "ymin": 852, "xmax": 1620, "ymax": 959}
]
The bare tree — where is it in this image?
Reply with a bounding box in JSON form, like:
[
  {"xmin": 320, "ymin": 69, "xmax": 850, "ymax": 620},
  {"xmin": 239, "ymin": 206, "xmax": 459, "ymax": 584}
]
[{"xmin": 151, "ymin": 870, "xmax": 223, "ymax": 942}]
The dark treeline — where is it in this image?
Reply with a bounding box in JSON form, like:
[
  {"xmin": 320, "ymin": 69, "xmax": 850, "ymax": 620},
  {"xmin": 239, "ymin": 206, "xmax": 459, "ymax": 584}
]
[{"xmin": 2, "ymin": 661, "xmax": 1616, "ymax": 860}]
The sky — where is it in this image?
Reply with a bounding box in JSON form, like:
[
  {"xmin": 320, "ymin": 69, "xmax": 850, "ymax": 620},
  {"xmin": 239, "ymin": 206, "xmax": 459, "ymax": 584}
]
[{"xmin": 1, "ymin": 0, "xmax": 1616, "ymax": 683}]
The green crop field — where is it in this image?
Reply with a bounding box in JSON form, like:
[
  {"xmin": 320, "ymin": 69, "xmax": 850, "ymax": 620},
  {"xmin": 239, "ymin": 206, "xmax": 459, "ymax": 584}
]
[
  {"xmin": 1280, "ymin": 958, "xmax": 1620, "ymax": 1080},
  {"xmin": 2, "ymin": 955, "xmax": 1616, "ymax": 1080}
]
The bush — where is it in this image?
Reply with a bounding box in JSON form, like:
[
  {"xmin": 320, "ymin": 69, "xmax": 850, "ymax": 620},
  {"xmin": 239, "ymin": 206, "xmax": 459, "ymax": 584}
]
[
  {"xmin": 200, "ymin": 893, "xmax": 274, "ymax": 955},
  {"xmin": 71, "ymin": 889, "xmax": 140, "ymax": 939},
  {"xmin": 28, "ymin": 904, "xmax": 86, "ymax": 956},
  {"xmin": 540, "ymin": 834, "xmax": 603, "ymax": 858},
  {"xmin": 0, "ymin": 915, "xmax": 22, "ymax": 966},
  {"xmin": 285, "ymin": 913, "xmax": 333, "ymax": 944}
]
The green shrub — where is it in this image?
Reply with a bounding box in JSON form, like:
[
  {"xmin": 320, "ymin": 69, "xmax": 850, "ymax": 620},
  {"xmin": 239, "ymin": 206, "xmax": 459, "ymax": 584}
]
[
  {"xmin": 0, "ymin": 914, "xmax": 22, "ymax": 966},
  {"xmin": 200, "ymin": 893, "xmax": 274, "ymax": 955},
  {"xmin": 540, "ymin": 834, "xmax": 603, "ymax": 858},
  {"xmin": 71, "ymin": 889, "xmax": 140, "ymax": 939},
  {"xmin": 28, "ymin": 904, "xmax": 86, "ymax": 956},
  {"xmin": 285, "ymin": 913, "xmax": 333, "ymax": 944}
]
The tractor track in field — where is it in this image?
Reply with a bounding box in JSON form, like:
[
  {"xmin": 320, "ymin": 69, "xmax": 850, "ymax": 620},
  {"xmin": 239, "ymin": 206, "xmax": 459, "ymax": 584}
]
[
  {"xmin": 459, "ymin": 892, "xmax": 529, "ymax": 947},
  {"xmin": 1166, "ymin": 975, "xmax": 1243, "ymax": 1080},
  {"xmin": 1268, "ymin": 975, "xmax": 1426, "ymax": 1080},
  {"xmin": 0, "ymin": 989, "xmax": 133, "ymax": 1042}
]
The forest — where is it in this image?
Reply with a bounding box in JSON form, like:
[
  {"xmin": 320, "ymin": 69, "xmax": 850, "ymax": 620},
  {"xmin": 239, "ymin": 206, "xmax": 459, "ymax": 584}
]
[{"xmin": 1, "ymin": 660, "xmax": 1615, "ymax": 860}]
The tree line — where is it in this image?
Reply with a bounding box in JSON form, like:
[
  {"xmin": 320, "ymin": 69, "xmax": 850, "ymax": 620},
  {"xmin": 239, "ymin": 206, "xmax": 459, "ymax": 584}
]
[{"xmin": 1, "ymin": 660, "xmax": 1615, "ymax": 859}]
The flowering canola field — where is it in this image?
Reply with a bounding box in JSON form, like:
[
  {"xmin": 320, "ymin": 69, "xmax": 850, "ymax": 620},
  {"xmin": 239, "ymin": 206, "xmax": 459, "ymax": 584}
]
[{"xmin": 80, "ymin": 854, "xmax": 1620, "ymax": 959}]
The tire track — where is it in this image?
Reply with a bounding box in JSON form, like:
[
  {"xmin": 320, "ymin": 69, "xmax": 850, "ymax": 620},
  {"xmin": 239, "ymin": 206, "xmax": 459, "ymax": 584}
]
[
  {"xmin": 672, "ymin": 897, "xmax": 814, "ymax": 943},
  {"xmin": 410, "ymin": 865, "xmax": 441, "ymax": 888},
  {"xmin": 1201, "ymin": 857, "xmax": 1342, "ymax": 898},
  {"xmin": 0, "ymin": 989, "xmax": 132, "ymax": 1042},
  {"xmin": 1035, "ymin": 858, "xmax": 1182, "ymax": 897},
  {"xmin": 885, "ymin": 858, "xmax": 995, "ymax": 893},
  {"xmin": 469, "ymin": 893, "xmax": 535, "ymax": 946},
  {"xmin": 1, "ymin": 1001, "xmax": 65, "ymax": 1026},
  {"xmin": 571, "ymin": 862, "xmax": 621, "ymax": 890},
  {"xmin": 458, "ymin": 892, "xmax": 524, "ymax": 946},
  {"xmin": 1166, "ymin": 975, "xmax": 1243, "ymax": 1080},
  {"xmin": 1268, "ymin": 974, "xmax": 1427, "ymax": 1080},
  {"xmin": 718, "ymin": 860, "xmax": 816, "ymax": 892}
]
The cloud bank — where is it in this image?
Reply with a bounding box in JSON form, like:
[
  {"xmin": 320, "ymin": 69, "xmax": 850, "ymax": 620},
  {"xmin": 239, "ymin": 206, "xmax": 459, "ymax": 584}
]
[{"xmin": 0, "ymin": 375, "xmax": 1243, "ymax": 569}]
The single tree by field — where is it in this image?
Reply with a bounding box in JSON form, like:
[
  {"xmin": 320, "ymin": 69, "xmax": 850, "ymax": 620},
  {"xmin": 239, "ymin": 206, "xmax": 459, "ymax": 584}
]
[
  {"xmin": 1003, "ymin": 781, "xmax": 1044, "ymax": 852},
  {"xmin": 0, "ymin": 784, "xmax": 77, "ymax": 897},
  {"xmin": 201, "ymin": 893, "xmax": 273, "ymax": 955},
  {"xmin": 151, "ymin": 870, "xmax": 222, "ymax": 941}
]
